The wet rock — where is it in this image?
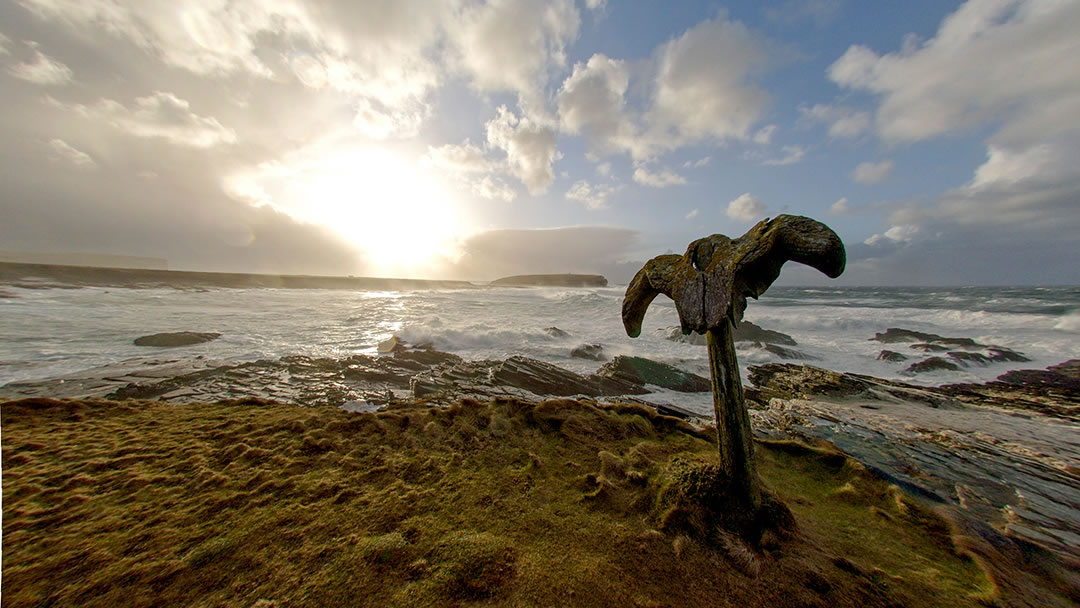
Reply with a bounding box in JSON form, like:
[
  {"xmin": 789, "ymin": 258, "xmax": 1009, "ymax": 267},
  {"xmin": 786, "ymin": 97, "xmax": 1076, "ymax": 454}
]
[
  {"xmin": 947, "ymin": 351, "xmax": 990, "ymax": 367},
  {"xmin": 903, "ymin": 357, "xmax": 961, "ymax": 375},
  {"xmin": 754, "ymin": 342, "xmax": 813, "ymax": 360},
  {"xmin": 745, "ymin": 363, "xmax": 948, "ymax": 407},
  {"xmin": 410, "ymin": 355, "xmax": 649, "ymax": 400},
  {"xmin": 746, "ymin": 361, "xmax": 1080, "ymax": 561},
  {"xmin": 910, "ymin": 343, "xmax": 949, "ymax": 353},
  {"xmin": 544, "ymin": 327, "xmax": 570, "ymax": 338},
  {"xmin": 659, "ymin": 327, "xmax": 708, "ymax": 346},
  {"xmin": 987, "ymin": 347, "xmax": 1031, "ymax": 363},
  {"xmin": 660, "ymin": 320, "xmax": 797, "ymax": 347},
  {"xmin": 734, "ymin": 321, "xmax": 797, "ymax": 346},
  {"xmin": 570, "ymin": 343, "xmax": 605, "ymax": 361},
  {"xmin": 134, "ymin": 331, "xmax": 221, "ymax": 347},
  {"xmin": 595, "ymin": 356, "xmax": 710, "ymax": 393},
  {"xmin": 939, "ymin": 359, "xmax": 1079, "ymax": 420},
  {"xmin": 877, "ymin": 350, "xmax": 908, "ymax": 362},
  {"xmin": 871, "ymin": 328, "xmax": 980, "ymax": 348}
]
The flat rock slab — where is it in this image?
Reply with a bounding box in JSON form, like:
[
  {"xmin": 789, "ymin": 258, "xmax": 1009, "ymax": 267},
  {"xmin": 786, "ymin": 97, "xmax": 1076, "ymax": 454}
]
[
  {"xmin": 134, "ymin": 332, "xmax": 222, "ymax": 347},
  {"xmin": 747, "ymin": 361, "xmax": 1080, "ymax": 561}
]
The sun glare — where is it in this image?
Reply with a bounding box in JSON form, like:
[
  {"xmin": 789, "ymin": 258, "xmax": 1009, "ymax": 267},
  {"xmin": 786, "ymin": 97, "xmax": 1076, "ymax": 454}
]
[{"xmin": 227, "ymin": 144, "xmax": 467, "ymax": 277}]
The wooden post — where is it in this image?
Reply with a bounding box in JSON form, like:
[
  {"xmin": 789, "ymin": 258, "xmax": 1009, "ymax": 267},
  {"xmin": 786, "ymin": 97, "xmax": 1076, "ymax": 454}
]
[{"xmin": 706, "ymin": 319, "xmax": 759, "ymax": 511}]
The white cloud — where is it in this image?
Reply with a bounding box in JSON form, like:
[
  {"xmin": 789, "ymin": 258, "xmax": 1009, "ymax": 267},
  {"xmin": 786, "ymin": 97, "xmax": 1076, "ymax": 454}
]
[
  {"xmin": 763, "ymin": 144, "xmax": 806, "ymax": 166},
  {"xmin": 864, "ymin": 224, "xmax": 919, "ymax": 246},
  {"xmin": 632, "ymin": 165, "xmax": 686, "ymax": 188},
  {"xmin": 7, "ymin": 42, "xmax": 72, "ymax": 86},
  {"xmin": 485, "ymin": 105, "xmax": 560, "ymax": 194},
  {"xmin": 556, "ymin": 53, "xmax": 638, "ymax": 157},
  {"xmin": 21, "ymin": 0, "xmax": 446, "ymax": 139},
  {"xmin": 585, "ymin": 0, "xmax": 607, "ymax": 12},
  {"xmin": 726, "ymin": 192, "xmax": 766, "ymax": 220},
  {"xmin": 473, "ymin": 175, "xmax": 516, "ymax": 202},
  {"xmin": 828, "ymin": 197, "xmax": 850, "ymax": 215},
  {"xmin": 565, "ymin": 180, "xmax": 616, "ymax": 210},
  {"xmin": 595, "ymin": 162, "xmax": 612, "ymax": 177},
  {"xmin": 56, "ymin": 92, "xmax": 236, "ymax": 148},
  {"xmin": 648, "ymin": 15, "xmax": 769, "ymax": 147},
  {"xmin": 931, "ymin": 141, "xmax": 1080, "ymax": 228},
  {"xmin": 685, "ymin": 208, "xmax": 699, "ymax": 219},
  {"xmin": 450, "ymin": 0, "xmax": 580, "ymax": 118},
  {"xmin": 0, "ymin": 32, "xmax": 11, "ymax": 56},
  {"xmin": 47, "ymin": 138, "xmax": 94, "ymax": 167},
  {"xmin": 682, "ymin": 156, "xmax": 711, "ymax": 169},
  {"xmin": 828, "ymin": 0, "xmax": 1080, "ymax": 147},
  {"xmin": 752, "ymin": 124, "xmax": 777, "ymax": 144},
  {"xmin": 852, "ymin": 160, "xmax": 893, "ymax": 184},
  {"xmin": 423, "ymin": 139, "xmax": 493, "ymax": 175},
  {"xmin": 799, "ymin": 103, "xmax": 870, "ymax": 138}
]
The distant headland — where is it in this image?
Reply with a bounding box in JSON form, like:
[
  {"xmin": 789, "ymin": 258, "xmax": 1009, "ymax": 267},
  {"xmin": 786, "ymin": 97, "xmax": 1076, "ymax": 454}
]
[
  {"xmin": 0, "ymin": 262, "xmax": 608, "ymax": 291},
  {"xmin": 488, "ymin": 273, "xmax": 608, "ymax": 287}
]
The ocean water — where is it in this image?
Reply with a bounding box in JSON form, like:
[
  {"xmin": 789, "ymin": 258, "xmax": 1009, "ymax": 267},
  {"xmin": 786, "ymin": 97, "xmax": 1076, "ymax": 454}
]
[{"xmin": 1, "ymin": 284, "xmax": 1077, "ymax": 394}]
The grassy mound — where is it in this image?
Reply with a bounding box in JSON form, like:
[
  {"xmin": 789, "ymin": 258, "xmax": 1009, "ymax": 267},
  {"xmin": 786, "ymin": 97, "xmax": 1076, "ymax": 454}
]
[{"xmin": 1, "ymin": 396, "xmax": 1069, "ymax": 607}]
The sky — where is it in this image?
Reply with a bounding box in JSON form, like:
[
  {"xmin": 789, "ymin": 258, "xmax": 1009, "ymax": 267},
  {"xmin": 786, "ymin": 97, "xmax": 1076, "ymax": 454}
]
[{"xmin": 0, "ymin": 0, "xmax": 1078, "ymax": 285}]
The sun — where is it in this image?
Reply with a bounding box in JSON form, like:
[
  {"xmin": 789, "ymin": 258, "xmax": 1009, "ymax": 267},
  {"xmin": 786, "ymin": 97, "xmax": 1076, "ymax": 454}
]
[{"xmin": 228, "ymin": 143, "xmax": 468, "ymax": 277}]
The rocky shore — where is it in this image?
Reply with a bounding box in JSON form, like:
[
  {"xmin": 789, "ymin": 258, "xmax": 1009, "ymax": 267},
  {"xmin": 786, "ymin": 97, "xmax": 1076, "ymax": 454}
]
[{"xmin": 3, "ymin": 336, "xmax": 1077, "ymax": 564}]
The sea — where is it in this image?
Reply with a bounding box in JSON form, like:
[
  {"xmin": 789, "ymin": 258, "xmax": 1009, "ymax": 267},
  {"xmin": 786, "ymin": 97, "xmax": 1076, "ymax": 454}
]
[{"xmin": 1, "ymin": 284, "xmax": 1077, "ymax": 398}]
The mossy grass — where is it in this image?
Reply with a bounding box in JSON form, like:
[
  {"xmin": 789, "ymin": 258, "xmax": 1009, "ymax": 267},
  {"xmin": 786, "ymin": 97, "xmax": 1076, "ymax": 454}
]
[{"xmin": 2, "ymin": 396, "xmax": 1070, "ymax": 607}]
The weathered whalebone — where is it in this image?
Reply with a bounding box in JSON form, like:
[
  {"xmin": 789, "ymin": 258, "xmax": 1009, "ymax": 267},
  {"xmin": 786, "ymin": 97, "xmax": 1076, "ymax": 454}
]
[{"xmin": 622, "ymin": 215, "xmax": 846, "ymax": 509}]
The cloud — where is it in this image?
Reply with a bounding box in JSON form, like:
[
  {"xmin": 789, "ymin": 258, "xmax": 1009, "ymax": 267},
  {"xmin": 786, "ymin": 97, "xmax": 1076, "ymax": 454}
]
[
  {"xmin": 752, "ymin": 124, "xmax": 777, "ymax": 144},
  {"xmin": 585, "ymin": 0, "xmax": 607, "ymax": 12},
  {"xmin": 565, "ymin": 180, "xmax": 617, "ymax": 210},
  {"xmin": 485, "ymin": 105, "xmax": 560, "ymax": 195},
  {"xmin": 799, "ymin": 103, "xmax": 870, "ymax": 138},
  {"xmin": 828, "ymin": 197, "xmax": 850, "ymax": 215},
  {"xmin": 595, "ymin": 162, "xmax": 612, "ymax": 176},
  {"xmin": 726, "ymin": 192, "xmax": 766, "ymax": 220},
  {"xmin": 685, "ymin": 208, "xmax": 699, "ymax": 219},
  {"xmin": 864, "ymin": 224, "xmax": 919, "ymax": 246},
  {"xmin": 682, "ymin": 156, "xmax": 711, "ymax": 169},
  {"xmin": 0, "ymin": 32, "xmax": 11, "ymax": 56},
  {"xmin": 852, "ymin": 160, "xmax": 893, "ymax": 184},
  {"xmin": 648, "ymin": 15, "xmax": 769, "ymax": 147},
  {"xmin": 20, "ymin": 0, "xmax": 447, "ymax": 139},
  {"xmin": 450, "ymin": 0, "xmax": 580, "ymax": 118},
  {"xmin": 632, "ymin": 166, "xmax": 686, "ymax": 188},
  {"xmin": 7, "ymin": 42, "xmax": 72, "ymax": 85},
  {"xmin": 473, "ymin": 175, "xmax": 516, "ymax": 202},
  {"xmin": 423, "ymin": 139, "xmax": 493, "ymax": 175},
  {"xmin": 828, "ymin": 0, "xmax": 1080, "ymax": 147},
  {"xmin": 54, "ymin": 92, "xmax": 236, "ymax": 148},
  {"xmin": 447, "ymin": 225, "xmax": 639, "ymax": 281},
  {"xmin": 763, "ymin": 144, "xmax": 806, "ymax": 166},
  {"xmin": 556, "ymin": 53, "xmax": 638, "ymax": 157},
  {"xmin": 47, "ymin": 138, "xmax": 94, "ymax": 167}
]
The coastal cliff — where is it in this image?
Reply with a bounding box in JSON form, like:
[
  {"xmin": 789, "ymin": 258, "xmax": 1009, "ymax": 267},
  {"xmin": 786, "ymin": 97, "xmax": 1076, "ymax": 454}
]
[{"xmin": 490, "ymin": 273, "xmax": 608, "ymax": 287}]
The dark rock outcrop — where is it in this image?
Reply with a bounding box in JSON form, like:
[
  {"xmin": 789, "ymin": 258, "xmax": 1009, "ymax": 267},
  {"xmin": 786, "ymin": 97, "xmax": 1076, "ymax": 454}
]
[
  {"xmin": 871, "ymin": 328, "xmax": 979, "ymax": 348},
  {"xmin": 661, "ymin": 320, "xmax": 797, "ymax": 348},
  {"xmin": 873, "ymin": 327, "xmax": 1029, "ymax": 372},
  {"xmin": 544, "ymin": 327, "xmax": 571, "ymax": 338},
  {"xmin": 877, "ymin": 350, "xmax": 908, "ymax": 362},
  {"xmin": 134, "ymin": 332, "xmax": 221, "ymax": 347},
  {"xmin": 595, "ymin": 356, "xmax": 710, "ymax": 393},
  {"xmin": 903, "ymin": 357, "xmax": 960, "ymax": 375},
  {"xmin": 570, "ymin": 343, "xmax": 605, "ymax": 361},
  {"xmin": 734, "ymin": 321, "xmax": 797, "ymax": 345}
]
